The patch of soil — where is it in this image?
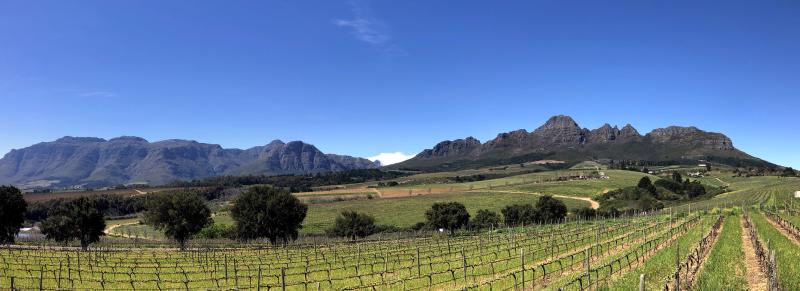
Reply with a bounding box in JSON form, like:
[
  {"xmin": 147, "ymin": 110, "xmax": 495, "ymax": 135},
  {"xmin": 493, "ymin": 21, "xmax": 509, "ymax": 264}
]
[{"xmin": 740, "ymin": 217, "xmax": 769, "ymax": 291}]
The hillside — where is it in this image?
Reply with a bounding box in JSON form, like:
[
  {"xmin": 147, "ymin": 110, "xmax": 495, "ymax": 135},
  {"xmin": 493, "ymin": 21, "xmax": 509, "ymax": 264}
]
[
  {"xmin": 0, "ymin": 137, "xmax": 377, "ymax": 188},
  {"xmin": 392, "ymin": 115, "xmax": 774, "ymax": 171}
]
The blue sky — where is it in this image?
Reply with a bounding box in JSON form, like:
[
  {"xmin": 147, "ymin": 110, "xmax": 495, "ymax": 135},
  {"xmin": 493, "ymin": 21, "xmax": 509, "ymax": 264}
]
[{"xmin": 1, "ymin": 0, "xmax": 798, "ymax": 167}]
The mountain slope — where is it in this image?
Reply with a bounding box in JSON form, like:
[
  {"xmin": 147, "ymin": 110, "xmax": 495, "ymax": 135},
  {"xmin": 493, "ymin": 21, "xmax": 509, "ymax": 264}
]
[
  {"xmin": 0, "ymin": 137, "xmax": 376, "ymax": 188},
  {"xmin": 392, "ymin": 115, "xmax": 772, "ymax": 171}
]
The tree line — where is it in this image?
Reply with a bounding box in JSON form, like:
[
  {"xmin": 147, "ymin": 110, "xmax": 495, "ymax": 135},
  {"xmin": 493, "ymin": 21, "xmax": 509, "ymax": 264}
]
[
  {"xmin": 2, "ymin": 184, "xmax": 583, "ymax": 250},
  {"xmin": 166, "ymin": 169, "xmax": 409, "ymax": 192}
]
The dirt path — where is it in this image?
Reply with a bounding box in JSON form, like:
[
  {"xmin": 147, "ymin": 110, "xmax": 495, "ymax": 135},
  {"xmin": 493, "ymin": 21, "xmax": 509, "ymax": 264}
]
[
  {"xmin": 764, "ymin": 215, "xmax": 800, "ymax": 246},
  {"xmin": 484, "ymin": 190, "xmax": 600, "ymax": 209},
  {"xmin": 740, "ymin": 217, "xmax": 769, "ymax": 291},
  {"xmin": 104, "ymin": 221, "xmax": 139, "ymax": 238}
]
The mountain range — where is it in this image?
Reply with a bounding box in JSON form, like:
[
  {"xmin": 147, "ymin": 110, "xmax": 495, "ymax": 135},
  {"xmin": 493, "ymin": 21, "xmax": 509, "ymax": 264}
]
[
  {"xmin": 391, "ymin": 115, "xmax": 773, "ymax": 171},
  {"xmin": 0, "ymin": 137, "xmax": 378, "ymax": 188}
]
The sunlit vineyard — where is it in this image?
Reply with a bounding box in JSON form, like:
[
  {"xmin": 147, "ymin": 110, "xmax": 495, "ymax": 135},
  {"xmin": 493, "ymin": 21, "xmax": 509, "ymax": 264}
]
[{"xmin": 3, "ymin": 176, "xmax": 799, "ymax": 290}]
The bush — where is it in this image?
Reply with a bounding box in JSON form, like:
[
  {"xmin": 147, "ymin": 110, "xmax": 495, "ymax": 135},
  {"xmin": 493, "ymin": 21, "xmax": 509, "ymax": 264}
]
[
  {"xmin": 327, "ymin": 211, "xmax": 377, "ymax": 240},
  {"xmin": 654, "ymin": 179, "xmax": 684, "ymax": 194},
  {"xmin": 685, "ymin": 182, "xmax": 706, "ymax": 198},
  {"xmin": 425, "ymin": 202, "xmax": 470, "ymax": 234},
  {"xmin": 469, "ymin": 209, "xmax": 501, "ymax": 230},
  {"xmin": 501, "ymin": 204, "xmax": 537, "ymax": 226},
  {"xmin": 637, "ymin": 177, "xmax": 657, "ymax": 194},
  {"xmin": 534, "ymin": 195, "xmax": 567, "ymax": 223},
  {"xmin": 230, "ymin": 186, "xmax": 308, "ymax": 245},
  {"xmin": 196, "ymin": 223, "xmax": 236, "ymax": 239}
]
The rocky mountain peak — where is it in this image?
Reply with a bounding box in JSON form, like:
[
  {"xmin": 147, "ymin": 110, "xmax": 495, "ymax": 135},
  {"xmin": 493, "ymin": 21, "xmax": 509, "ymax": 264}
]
[
  {"xmin": 588, "ymin": 123, "xmax": 620, "ymax": 143},
  {"xmin": 619, "ymin": 124, "xmax": 641, "ymax": 138},
  {"xmin": 534, "ymin": 115, "xmax": 581, "ymax": 132},
  {"xmin": 532, "ymin": 115, "xmax": 585, "ymax": 144}
]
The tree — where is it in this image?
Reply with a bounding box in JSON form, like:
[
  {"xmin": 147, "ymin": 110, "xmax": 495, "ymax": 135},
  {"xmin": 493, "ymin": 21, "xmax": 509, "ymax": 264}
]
[
  {"xmin": 534, "ymin": 195, "xmax": 567, "ymax": 223},
  {"xmin": 327, "ymin": 211, "xmax": 377, "ymax": 240},
  {"xmin": 143, "ymin": 191, "xmax": 211, "ymax": 250},
  {"xmin": 501, "ymin": 204, "xmax": 537, "ymax": 226},
  {"xmin": 469, "ymin": 209, "xmax": 501, "ymax": 230},
  {"xmin": 685, "ymin": 182, "xmax": 706, "ymax": 198},
  {"xmin": 672, "ymin": 172, "xmax": 683, "ymax": 183},
  {"xmin": 782, "ymin": 167, "xmax": 797, "ymax": 177},
  {"xmin": 637, "ymin": 177, "xmax": 656, "ymax": 194},
  {"xmin": 231, "ymin": 186, "xmax": 308, "ymax": 245},
  {"xmin": 41, "ymin": 197, "xmax": 105, "ymax": 250},
  {"xmin": 425, "ymin": 202, "xmax": 470, "ymax": 234},
  {"xmin": 0, "ymin": 186, "xmax": 27, "ymax": 244}
]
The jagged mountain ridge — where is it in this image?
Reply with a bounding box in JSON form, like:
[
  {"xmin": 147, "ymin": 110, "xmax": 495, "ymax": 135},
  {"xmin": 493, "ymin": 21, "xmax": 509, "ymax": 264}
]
[
  {"xmin": 393, "ymin": 115, "xmax": 769, "ymax": 171},
  {"xmin": 0, "ymin": 137, "xmax": 377, "ymax": 188}
]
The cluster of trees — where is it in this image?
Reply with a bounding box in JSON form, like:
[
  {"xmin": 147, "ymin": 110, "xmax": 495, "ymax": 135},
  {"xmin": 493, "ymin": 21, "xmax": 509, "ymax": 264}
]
[
  {"xmin": 500, "ymin": 196, "xmax": 568, "ymax": 226},
  {"xmin": 168, "ymin": 169, "xmax": 409, "ymax": 192},
  {"xmin": 324, "ymin": 195, "xmax": 569, "ymax": 240},
  {"xmin": 417, "ymin": 195, "xmax": 568, "ymax": 233},
  {"xmin": 376, "ymin": 181, "xmax": 400, "ymax": 187},
  {"xmin": 781, "ymin": 167, "xmax": 797, "ymax": 177},
  {"xmin": 596, "ymin": 174, "xmax": 720, "ymax": 213},
  {"xmin": 0, "ymin": 184, "xmax": 313, "ymax": 250},
  {"xmin": 24, "ymin": 187, "xmax": 229, "ymax": 223},
  {"xmin": 653, "ymin": 172, "xmax": 707, "ymax": 198},
  {"xmin": 40, "ymin": 197, "xmax": 107, "ymax": 250},
  {"xmin": 448, "ymin": 174, "xmax": 488, "ymax": 183}
]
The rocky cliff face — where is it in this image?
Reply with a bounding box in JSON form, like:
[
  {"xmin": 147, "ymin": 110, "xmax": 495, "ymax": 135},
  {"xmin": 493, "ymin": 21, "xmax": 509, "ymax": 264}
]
[
  {"xmin": 415, "ymin": 137, "xmax": 481, "ymax": 159},
  {"xmin": 393, "ymin": 114, "xmax": 767, "ymax": 170},
  {"xmin": 647, "ymin": 126, "xmax": 734, "ymax": 150},
  {"xmin": 0, "ymin": 137, "xmax": 377, "ymax": 187}
]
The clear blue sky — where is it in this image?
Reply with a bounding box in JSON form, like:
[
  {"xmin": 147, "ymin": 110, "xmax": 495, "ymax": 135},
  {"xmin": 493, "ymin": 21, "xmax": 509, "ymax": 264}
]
[{"xmin": 1, "ymin": 0, "xmax": 798, "ymax": 167}]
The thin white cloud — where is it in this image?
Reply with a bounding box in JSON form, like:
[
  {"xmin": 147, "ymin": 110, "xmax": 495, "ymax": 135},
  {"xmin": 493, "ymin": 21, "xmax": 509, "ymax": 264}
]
[
  {"xmin": 78, "ymin": 91, "xmax": 117, "ymax": 98},
  {"xmin": 333, "ymin": 0, "xmax": 406, "ymax": 55},
  {"xmin": 368, "ymin": 152, "xmax": 414, "ymax": 166},
  {"xmin": 334, "ymin": 18, "xmax": 389, "ymax": 45}
]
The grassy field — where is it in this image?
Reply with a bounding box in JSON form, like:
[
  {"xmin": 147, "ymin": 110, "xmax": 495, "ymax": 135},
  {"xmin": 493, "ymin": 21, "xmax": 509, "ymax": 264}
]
[
  {"xmin": 508, "ymin": 170, "xmax": 655, "ymax": 197},
  {"xmin": 114, "ymin": 191, "xmax": 591, "ymax": 237},
  {"xmin": 301, "ymin": 191, "xmax": 590, "ymax": 233}
]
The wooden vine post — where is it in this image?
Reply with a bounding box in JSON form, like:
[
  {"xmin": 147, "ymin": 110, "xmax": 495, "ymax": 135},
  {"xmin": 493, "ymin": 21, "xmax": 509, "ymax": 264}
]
[
  {"xmin": 639, "ymin": 274, "xmax": 645, "ymax": 291},
  {"xmin": 281, "ymin": 267, "xmax": 286, "ymax": 291},
  {"xmin": 519, "ymin": 248, "xmax": 525, "ymax": 290}
]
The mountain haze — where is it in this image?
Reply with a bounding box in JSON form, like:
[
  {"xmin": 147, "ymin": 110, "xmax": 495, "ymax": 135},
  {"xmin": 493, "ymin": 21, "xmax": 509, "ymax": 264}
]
[
  {"xmin": 0, "ymin": 137, "xmax": 377, "ymax": 188},
  {"xmin": 393, "ymin": 115, "xmax": 772, "ymax": 171}
]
